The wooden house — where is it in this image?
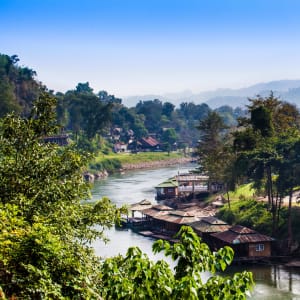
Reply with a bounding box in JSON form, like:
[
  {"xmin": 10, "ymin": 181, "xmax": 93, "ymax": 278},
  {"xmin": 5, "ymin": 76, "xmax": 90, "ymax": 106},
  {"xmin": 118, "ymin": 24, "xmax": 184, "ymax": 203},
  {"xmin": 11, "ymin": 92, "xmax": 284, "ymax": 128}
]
[
  {"xmin": 211, "ymin": 225, "xmax": 274, "ymax": 258},
  {"xmin": 177, "ymin": 174, "xmax": 209, "ymax": 195},
  {"xmin": 155, "ymin": 178, "xmax": 178, "ymax": 200},
  {"xmin": 139, "ymin": 136, "xmax": 160, "ymax": 151}
]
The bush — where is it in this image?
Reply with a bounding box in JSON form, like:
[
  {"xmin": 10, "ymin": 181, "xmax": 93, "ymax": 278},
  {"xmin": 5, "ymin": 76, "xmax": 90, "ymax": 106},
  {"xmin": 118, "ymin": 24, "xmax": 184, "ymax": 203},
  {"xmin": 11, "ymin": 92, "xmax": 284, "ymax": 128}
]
[
  {"xmin": 89, "ymin": 158, "xmax": 122, "ymax": 173},
  {"xmin": 217, "ymin": 199, "xmax": 273, "ymax": 236}
]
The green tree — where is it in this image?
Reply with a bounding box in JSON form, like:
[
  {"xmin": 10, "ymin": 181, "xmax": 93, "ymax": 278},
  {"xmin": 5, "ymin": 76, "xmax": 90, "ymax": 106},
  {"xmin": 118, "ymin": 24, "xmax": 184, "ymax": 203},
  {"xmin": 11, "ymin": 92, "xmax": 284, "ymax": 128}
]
[
  {"xmin": 0, "ymin": 93, "xmax": 122, "ymax": 298},
  {"xmin": 135, "ymin": 99, "xmax": 163, "ymax": 132},
  {"xmin": 61, "ymin": 86, "xmax": 114, "ymax": 146},
  {"xmin": 215, "ymin": 105, "xmax": 237, "ymax": 126},
  {"xmin": 0, "ymin": 53, "xmax": 41, "ymax": 117},
  {"xmin": 0, "ymin": 77, "xmax": 20, "ymax": 117},
  {"xmin": 197, "ymin": 111, "xmax": 228, "ymax": 186},
  {"xmin": 161, "ymin": 128, "xmax": 177, "ymax": 153},
  {"xmin": 232, "ymin": 93, "xmax": 300, "ymax": 240},
  {"xmin": 100, "ymin": 226, "xmax": 253, "ymax": 299},
  {"xmin": 162, "ymin": 102, "xmax": 175, "ymax": 118},
  {"xmin": 75, "ymin": 81, "xmax": 93, "ymax": 94},
  {"xmin": 274, "ymin": 137, "xmax": 300, "ymax": 251}
]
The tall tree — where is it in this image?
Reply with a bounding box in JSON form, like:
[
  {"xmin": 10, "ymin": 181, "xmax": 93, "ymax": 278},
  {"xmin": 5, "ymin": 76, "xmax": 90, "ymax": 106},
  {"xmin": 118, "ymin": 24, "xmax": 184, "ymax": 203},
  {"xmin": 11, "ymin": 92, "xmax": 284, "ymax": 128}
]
[
  {"xmin": 161, "ymin": 128, "xmax": 178, "ymax": 153},
  {"xmin": 197, "ymin": 111, "xmax": 228, "ymax": 187},
  {"xmin": 233, "ymin": 93, "xmax": 300, "ymax": 240},
  {"xmin": 135, "ymin": 99, "xmax": 163, "ymax": 132},
  {"xmin": 63, "ymin": 87, "xmax": 113, "ymax": 139},
  {"xmin": 0, "ymin": 93, "xmax": 121, "ymax": 298}
]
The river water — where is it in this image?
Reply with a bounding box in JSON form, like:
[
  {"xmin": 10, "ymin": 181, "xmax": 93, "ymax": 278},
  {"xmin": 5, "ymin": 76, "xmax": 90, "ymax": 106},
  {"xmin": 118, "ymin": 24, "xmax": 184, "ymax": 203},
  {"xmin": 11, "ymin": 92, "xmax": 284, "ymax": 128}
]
[{"xmin": 90, "ymin": 163, "xmax": 300, "ymax": 299}]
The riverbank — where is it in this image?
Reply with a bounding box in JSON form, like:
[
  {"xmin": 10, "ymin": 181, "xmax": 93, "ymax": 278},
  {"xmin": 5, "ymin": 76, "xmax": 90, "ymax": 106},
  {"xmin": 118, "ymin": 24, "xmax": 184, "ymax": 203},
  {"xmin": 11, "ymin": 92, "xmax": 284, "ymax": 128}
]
[
  {"xmin": 86, "ymin": 152, "xmax": 195, "ymax": 180},
  {"xmin": 121, "ymin": 156, "xmax": 193, "ymax": 171}
]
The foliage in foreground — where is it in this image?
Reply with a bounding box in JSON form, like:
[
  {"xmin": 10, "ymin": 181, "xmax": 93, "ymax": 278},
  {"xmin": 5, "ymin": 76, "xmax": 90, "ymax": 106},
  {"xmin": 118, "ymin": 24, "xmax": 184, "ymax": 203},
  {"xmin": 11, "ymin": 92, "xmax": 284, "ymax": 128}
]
[
  {"xmin": 100, "ymin": 226, "xmax": 254, "ymax": 299},
  {"xmin": 0, "ymin": 93, "xmax": 122, "ymax": 298}
]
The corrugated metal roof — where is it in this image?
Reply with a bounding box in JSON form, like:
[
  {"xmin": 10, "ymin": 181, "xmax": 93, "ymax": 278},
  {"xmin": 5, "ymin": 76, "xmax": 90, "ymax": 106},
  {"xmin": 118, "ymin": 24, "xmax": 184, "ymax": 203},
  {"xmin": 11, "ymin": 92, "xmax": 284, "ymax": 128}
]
[
  {"xmin": 211, "ymin": 225, "xmax": 274, "ymax": 244},
  {"xmin": 230, "ymin": 225, "xmax": 256, "ymax": 234},
  {"xmin": 201, "ymin": 216, "xmax": 228, "ymax": 225},
  {"xmin": 182, "ymin": 206, "xmax": 217, "ymax": 218},
  {"xmin": 191, "ymin": 223, "xmax": 230, "ymax": 233},
  {"xmin": 153, "ymin": 204, "xmax": 174, "ymax": 211},
  {"xmin": 176, "ymin": 175, "xmax": 209, "ymax": 182},
  {"xmin": 169, "ymin": 210, "xmax": 195, "ymax": 217},
  {"xmin": 190, "ymin": 217, "xmax": 230, "ymax": 233},
  {"xmin": 141, "ymin": 137, "xmax": 159, "ymax": 147},
  {"xmin": 155, "ymin": 213, "xmax": 199, "ymax": 224},
  {"xmin": 141, "ymin": 205, "xmax": 174, "ymax": 217},
  {"xmin": 155, "ymin": 178, "xmax": 178, "ymax": 188},
  {"xmin": 130, "ymin": 199, "xmax": 153, "ymax": 211}
]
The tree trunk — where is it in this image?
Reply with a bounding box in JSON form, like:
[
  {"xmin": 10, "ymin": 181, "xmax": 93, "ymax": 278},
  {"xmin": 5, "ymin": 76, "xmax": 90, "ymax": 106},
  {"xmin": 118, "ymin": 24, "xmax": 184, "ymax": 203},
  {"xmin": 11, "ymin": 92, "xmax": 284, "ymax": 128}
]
[
  {"xmin": 276, "ymin": 196, "xmax": 283, "ymax": 236},
  {"xmin": 266, "ymin": 165, "xmax": 274, "ymax": 210},
  {"xmin": 226, "ymin": 184, "xmax": 231, "ymax": 210},
  {"xmin": 287, "ymin": 189, "xmax": 293, "ymax": 254},
  {"xmin": 267, "ymin": 165, "xmax": 277, "ymax": 236},
  {"xmin": 273, "ymin": 191, "xmax": 279, "ymax": 233}
]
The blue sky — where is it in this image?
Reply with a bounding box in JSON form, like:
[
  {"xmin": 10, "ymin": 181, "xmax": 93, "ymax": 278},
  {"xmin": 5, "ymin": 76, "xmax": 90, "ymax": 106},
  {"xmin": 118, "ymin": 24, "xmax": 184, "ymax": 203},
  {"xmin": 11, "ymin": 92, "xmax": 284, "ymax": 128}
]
[{"xmin": 1, "ymin": 0, "xmax": 300, "ymax": 97}]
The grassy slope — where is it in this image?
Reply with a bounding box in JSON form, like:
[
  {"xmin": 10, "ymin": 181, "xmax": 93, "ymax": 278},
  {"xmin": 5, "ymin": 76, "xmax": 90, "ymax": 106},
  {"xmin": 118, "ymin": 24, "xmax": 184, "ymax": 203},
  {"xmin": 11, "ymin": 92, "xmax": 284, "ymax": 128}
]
[
  {"xmin": 89, "ymin": 151, "xmax": 186, "ymax": 173},
  {"xmin": 95, "ymin": 151, "xmax": 184, "ymax": 164},
  {"xmin": 217, "ymin": 184, "xmax": 300, "ymax": 242}
]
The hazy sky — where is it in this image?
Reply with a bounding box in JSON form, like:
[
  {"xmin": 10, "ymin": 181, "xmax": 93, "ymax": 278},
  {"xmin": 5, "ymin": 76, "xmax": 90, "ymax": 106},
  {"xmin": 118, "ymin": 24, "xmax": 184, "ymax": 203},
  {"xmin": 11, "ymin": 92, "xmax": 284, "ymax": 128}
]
[{"xmin": 1, "ymin": 0, "xmax": 300, "ymax": 97}]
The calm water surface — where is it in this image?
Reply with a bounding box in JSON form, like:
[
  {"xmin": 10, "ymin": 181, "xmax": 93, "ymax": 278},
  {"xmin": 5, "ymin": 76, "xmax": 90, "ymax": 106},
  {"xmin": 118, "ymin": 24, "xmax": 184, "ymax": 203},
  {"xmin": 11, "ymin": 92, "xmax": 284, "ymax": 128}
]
[{"xmin": 90, "ymin": 163, "xmax": 300, "ymax": 299}]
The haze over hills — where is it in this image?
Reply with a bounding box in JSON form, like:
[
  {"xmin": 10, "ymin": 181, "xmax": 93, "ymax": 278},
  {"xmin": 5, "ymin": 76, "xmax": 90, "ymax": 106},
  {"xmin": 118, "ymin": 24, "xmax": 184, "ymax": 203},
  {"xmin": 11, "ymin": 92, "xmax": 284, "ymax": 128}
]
[{"xmin": 123, "ymin": 80, "xmax": 300, "ymax": 109}]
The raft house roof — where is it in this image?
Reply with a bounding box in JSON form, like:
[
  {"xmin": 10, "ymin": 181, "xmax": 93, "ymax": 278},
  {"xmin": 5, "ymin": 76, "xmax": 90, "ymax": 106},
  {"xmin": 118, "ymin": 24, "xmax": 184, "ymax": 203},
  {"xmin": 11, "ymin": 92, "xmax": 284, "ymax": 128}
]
[
  {"xmin": 130, "ymin": 199, "xmax": 153, "ymax": 212},
  {"xmin": 155, "ymin": 210, "xmax": 199, "ymax": 224},
  {"xmin": 190, "ymin": 217, "xmax": 230, "ymax": 233},
  {"xmin": 211, "ymin": 225, "xmax": 274, "ymax": 244},
  {"xmin": 181, "ymin": 206, "xmax": 217, "ymax": 218},
  {"xmin": 141, "ymin": 204, "xmax": 174, "ymax": 217},
  {"xmin": 155, "ymin": 178, "xmax": 178, "ymax": 188},
  {"xmin": 176, "ymin": 174, "xmax": 209, "ymax": 182}
]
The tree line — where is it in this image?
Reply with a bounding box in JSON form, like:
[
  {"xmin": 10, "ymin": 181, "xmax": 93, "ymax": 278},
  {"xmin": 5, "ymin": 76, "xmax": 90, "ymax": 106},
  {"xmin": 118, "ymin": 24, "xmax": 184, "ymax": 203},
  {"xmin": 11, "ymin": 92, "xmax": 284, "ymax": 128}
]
[{"xmin": 0, "ymin": 53, "xmax": 246, "ymax": 154}]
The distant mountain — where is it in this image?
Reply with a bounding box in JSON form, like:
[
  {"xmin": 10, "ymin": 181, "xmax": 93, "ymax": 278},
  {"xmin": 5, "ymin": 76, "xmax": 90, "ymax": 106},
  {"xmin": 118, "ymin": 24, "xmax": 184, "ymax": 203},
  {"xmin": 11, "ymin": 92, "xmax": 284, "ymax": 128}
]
[{"xmin": 122, "ymin": 80, "xmax": 300, "ymax": 109}]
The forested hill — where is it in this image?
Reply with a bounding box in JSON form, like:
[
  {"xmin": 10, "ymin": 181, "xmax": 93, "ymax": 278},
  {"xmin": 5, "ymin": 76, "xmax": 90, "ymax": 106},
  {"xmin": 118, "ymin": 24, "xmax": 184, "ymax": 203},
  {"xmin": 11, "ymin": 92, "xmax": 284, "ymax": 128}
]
[{"xmin": 0, "ymin": 54, "xmax": 42, "ymax": 117}]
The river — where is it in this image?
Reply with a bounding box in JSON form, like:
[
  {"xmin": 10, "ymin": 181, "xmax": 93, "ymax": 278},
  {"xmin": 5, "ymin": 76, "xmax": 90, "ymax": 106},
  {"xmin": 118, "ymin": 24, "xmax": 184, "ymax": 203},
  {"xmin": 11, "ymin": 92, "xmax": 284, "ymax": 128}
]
[{"xmin": 90, "ymin": 163, "xmax": 300, "ymax": 299}]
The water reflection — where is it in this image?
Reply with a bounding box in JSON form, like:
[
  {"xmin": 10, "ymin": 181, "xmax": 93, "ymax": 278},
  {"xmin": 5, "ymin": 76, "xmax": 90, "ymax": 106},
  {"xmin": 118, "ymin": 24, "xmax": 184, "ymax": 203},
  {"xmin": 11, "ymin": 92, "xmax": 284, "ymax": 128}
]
[{"xmin": 225, "ymin": 263, "xmax": 300, "ymax": 299}]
